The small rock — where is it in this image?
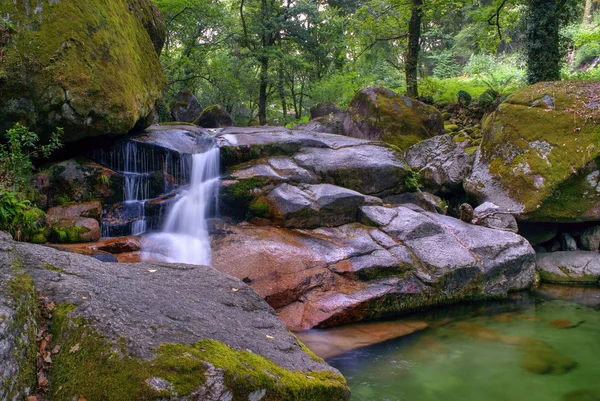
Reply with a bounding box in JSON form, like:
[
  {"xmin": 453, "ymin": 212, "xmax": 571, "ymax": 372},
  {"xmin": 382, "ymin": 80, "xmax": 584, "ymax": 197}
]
[
  {"xmin": 561, "ymin": 233, "xmax": 577, "ymax": 251},
  {"xmin": 580, "ymin": 225, "xmax": 600, "ymax": 251}
]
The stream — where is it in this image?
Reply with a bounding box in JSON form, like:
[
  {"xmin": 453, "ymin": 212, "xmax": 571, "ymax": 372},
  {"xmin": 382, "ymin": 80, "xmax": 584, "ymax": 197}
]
[{"xmin": 301, "ymin": 285, "xmax": 600, "ymax": 401}]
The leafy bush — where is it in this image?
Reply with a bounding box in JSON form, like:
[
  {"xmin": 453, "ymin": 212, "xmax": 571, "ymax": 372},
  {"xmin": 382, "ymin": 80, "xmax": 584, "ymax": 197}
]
[
  {"xmin": 404, "ymin": 171, "xmax": 423, "ymax": 192},
  {"xmin": 431, "ymin": 50, "xmax": 461, "ymax": 79},
  {"xmin": 0, "ymin": 190, "xmax": 47, "ymax": 242}
]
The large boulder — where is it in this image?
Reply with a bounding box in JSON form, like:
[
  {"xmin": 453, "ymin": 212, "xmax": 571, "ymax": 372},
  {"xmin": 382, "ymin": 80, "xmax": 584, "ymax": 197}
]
[
  {"xmin": 343, "ymin": 86, "xmax": 444, "ymax": 150},
  {"xmin": 169, "ymin": 89, "xmax": 203, "ymax": 122},
  {"xmin": 194, "ymin": 105, "xmax": 234, "ymax": 128},
  {"xmin": 310, "ymin": 102, "xmax": 344, "ymax": 120},
  {"xmin": 0, "ymin": 0, "xmax": 166, "ymax": 142},
  {"xmin": 0, "ymin": 232, "xmax": 350, "ymax": 400},
  {"xmin": 465, "ymin": 81, "xmax": 600, "ymax": 222},
  {"xmin": 212, "ymin": 206, "xmax": 536, "ymax": 331}
]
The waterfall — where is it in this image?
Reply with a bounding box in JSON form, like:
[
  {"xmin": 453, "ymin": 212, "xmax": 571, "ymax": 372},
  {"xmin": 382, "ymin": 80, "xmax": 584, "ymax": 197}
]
[{"xmin": 142, "ymin": 140, "xmax": 220, "ymax": 266}]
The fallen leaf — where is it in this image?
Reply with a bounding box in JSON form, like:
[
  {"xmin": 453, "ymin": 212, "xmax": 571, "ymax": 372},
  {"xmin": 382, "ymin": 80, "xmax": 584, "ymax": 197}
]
[
  {"xmin": 39, "ymin": 339, "xmax": 48, "ymax": 352},
  {"xmin": 306, "ymin": 375, "xmax": 315, "ymax": 379},
  {"xmin": 43, "ymin": 353, "xmax": 52, "ymax": 364},
  {"xmin": 266, "ymin": 335, "xmax": 275, "ymax": 339},
  {"xmin": 79, "ymin": 397, "xmax": 88, "ymax": 401},
  {"xmin": 27, "ymin": 396, "xmax": 38, "ymax": 401},
  {"xmin": 48, "ymin": 301, "xmax": 55, "ymax": 311},
  {"xmin": 69, "ymin": 343, "xmax": 80, "ymax": 354},
  {"xmin": 51, "ymin": 345, "xmax": 61, "ymax": 354},
  {"xmin": 81, "ymin": 296, "xmax": 88, "ymax": 300},
  {"xmin": 231, "ymin": 288, "xmax": 239, "ymax": 292},
  {"xmin": 148, "ymin": 269, "xmax": 157, "ymax": 273},
  {"xmin": 37, "ymin": 372, "xmax": 49, "ymax": 388}
]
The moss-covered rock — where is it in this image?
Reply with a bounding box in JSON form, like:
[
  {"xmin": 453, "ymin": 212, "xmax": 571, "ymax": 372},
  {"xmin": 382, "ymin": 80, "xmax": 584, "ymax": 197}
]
[
  {"xmin": 465, "ymin": 81, "xmax": 600, "ymax": 222},
  {"xmin": 0, "ymin": 0, "xmax": 166, "ymax": 143},
  {"xmin": 194, "ymin": 105, "xmax": 234, "ymax": 128},
  {"xmin": 344, "ymin": 86, "xmax": 445, "ymax": 150},
  {"xmin": 0, "ymin": 234, "xmax": 350, "ymax": 400},
  {"xmin": 0, "ymin": 239, "xmax": 38, "ymax": 400},
  {"xmin": 49, "ymin": 217, "xmax": 100, "ymax": 243},
  {"xmin": 169, "ymin": 89, "xmax": 203, "ymax": 123}
]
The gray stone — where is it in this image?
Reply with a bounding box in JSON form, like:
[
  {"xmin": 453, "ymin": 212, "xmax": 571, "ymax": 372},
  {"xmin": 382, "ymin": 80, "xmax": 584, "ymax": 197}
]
[
  {"xmin": 0, "ymin": 233, "xmax": 349, "ymax": 400},
  {"xmin": 561, "ymin": 233, "xmax": 577, "ymax": 251},
  {"xmin": 519, "ymin": 222, "xmax": 559, "ymax": 246},
  {"xmin": 310, "ymin": 102, "xmax": 344, "ymax": 120},
  {"xmin": 293, "ymin": 145, "xmax": 410, "ymax": 195},
  {"xmin": 267, "ymin": 184, "xmax": 365, "ymax": 228},
  {"xmin": 580, "ymin": 225, "xmax": 600, "ymax": 251},
  {"xmin": 473, "ymin": 202, "xmax": 518, "ymax": 233},
  {"xmin": 267, "ymin": 157, "xmax": 319, "ymax": 184},
  {"xmin": 170, "ymin": 89, "xmax": 203, "ymax": 122},
  {"xmin": 384, "ymin": 192, "xmax": 446, "ymax": 213},
  {"xmin": 537, "ymin": 251, "xmax": 600, "ymax": 284},
  {"xmin": 404, "ymin": 134, "xmax": 474, "ymax": 193}
]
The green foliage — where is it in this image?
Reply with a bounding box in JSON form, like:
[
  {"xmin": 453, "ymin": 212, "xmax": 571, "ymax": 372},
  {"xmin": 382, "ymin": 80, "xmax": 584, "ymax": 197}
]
[
  {"xmin": 457, "ymin": 90, "xmax": 472, "ymax": 106},
  {"xmin": 0, "ymin": 190, "xmax": 46, "ymax": 242},
  {"xmin": 0, "ymin": 123, "xmax": 63, "ymax": 192},
  {"xmin": 431, "ymin": 50, "xmax": 460, "ymax": 79},
  {"xmin": 284, "ymin": 116, "xmax": 310, "ymax": 129},
  {"xmin": 404, "ymin": 171, "xmax": 423, "ymax": 192}
]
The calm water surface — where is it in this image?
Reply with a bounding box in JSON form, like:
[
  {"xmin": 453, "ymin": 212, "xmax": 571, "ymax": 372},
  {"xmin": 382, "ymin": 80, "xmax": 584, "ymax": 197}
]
[{"xmin": 326, "ymin": 286, "xmax": 600, "ymax": 401}]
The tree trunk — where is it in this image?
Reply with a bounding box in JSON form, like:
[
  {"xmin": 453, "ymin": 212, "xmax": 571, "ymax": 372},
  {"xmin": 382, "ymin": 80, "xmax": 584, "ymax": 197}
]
[
  {"xmin": 526, "ymin": 0, "xmax": 561, "ymax": 83},
  {"xmin": 258, "ymin": 57, "xmax": 269, "ymax": 125},
  {"xmin": 405, "ymin": 0, "xmax": 422, "ymax": 98}
]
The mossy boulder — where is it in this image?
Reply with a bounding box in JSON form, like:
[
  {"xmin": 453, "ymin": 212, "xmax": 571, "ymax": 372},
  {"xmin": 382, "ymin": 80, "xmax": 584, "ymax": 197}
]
[
  {"xmin": 343, "ymin": 86, "xmax": 445, "ymax": 150},
  {"xmin": 0, "ymin": 0, "xmax": 166, "ymax": 143},
  {"xmin": 465, "ymin": 81, "xmax": 600, "ymax": 222},
  {"xmin": 169, "ymin": 89, "xmax": 203, "ymax": 123},
  {"xmin": 49, "ymin": 217, "xmax": 100, "ymax": 243},
  {"xmin": 194, "ymin": 105, "xmax": 234, "ymax": 128},
  {"xmin": 0, "ymin": 234, "xmax": 350, "ymax": 400}
]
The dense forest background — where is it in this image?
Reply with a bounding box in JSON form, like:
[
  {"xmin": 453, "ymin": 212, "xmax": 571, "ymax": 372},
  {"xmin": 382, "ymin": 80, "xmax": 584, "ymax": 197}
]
[{"xmin": 153, "ymin": 0, "xmax": 600, "ymax": 126}]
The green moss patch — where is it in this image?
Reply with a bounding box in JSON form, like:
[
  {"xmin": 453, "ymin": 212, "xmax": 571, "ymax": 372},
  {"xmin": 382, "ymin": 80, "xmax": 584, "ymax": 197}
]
[{"xmin": 48, "ymin": 304, "xmax": 349, "ymax": 401}]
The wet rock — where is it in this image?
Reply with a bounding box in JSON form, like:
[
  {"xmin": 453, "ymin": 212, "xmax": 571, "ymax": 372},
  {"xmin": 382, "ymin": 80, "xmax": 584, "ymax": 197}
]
[
  {"xmin": 293, "ymin": 145, "xmax": 410, "ymax": 195},
  {"xmin": 344, "ymin": 86, "xmax": 444, "ymax": 150},
  {"xmin": 170, "ymin": 89, "xmax": 203, "ymax": 122},
  {"xmin": 561, "ymin": 233, "xmax": 577, "ymax": 251},
  {"xmin": 266, "ymin": 183, "xmax": 365, "ymax": 228},
  {"xmin": 0, "ymin": 233, "xmax": 349, "ymax": 400},
  {"xmin": 91, "ymin": 252, "xmax": 119, "ymax": 263},
  {"xmin": 194, "ymin": 105, "xmax": 234, "ymax": 128},
  {"xmin": 472, "ymin": 202, "xmax": 518, "ymax": 233},
  {"xmin": 404, "ymin": 134, "xmax": 474, "ymax": 193},
  {"xmin": 384, "ymin": 192, "xmax": 446, "ymax": 213},
  {"xmin": 49, "ymin": 217, "xmax": 101, "ymax": 243},
  {"xmin": 536, "ymin": 251, "xmax": 600, "ymax": 284},
  {"xmin": 465, "ymin": 81, "xmax": 600, "ymax": 222},
  {"xmin": 520, "ymin": 341, "xmax": 578, "ymax": 375},
  {"xmin": 46, "ymin": 201, "xmax": 103, "ymax": 224},
  {"xmin": 580, "ymin": 225, "xmax": 600, "ymax": 251}
]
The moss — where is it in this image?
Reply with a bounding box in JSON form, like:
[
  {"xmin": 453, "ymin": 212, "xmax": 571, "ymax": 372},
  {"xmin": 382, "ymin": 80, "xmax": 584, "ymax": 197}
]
[
  {"xmin": 465, "ymin": 146, "xmax": 479, "ymax": 155},
  {"xmin": 348, "ymin": 87, "xmax": 443, "ymax": 151},
  {"xmin": 248, "ymin": 200, "xmax": 270, "ymax": 218},
  {"xmin": 48, "ymin": 303, "xmax": 349, "ymax": 401},
  {"xmin": 476, "ymin": 81, "xmax": 600, "ymax": 220},
  {"xmin": 2, "ymin": 259, "xmax": 38, "ymax": 399},
  {"xmin": 51, "ymin": 225, "xmax": 90, "ymax": 244},
  {"xmin": 0, "ymin": 0, "xmax": 166, "ymax": 142}
]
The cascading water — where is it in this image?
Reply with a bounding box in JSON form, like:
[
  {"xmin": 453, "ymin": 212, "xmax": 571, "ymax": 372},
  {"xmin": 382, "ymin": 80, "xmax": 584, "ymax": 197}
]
[
  {"xmin": 92, "ymin": 141, "xmax": 190, "ymax": 237},
  {"xmin": 142, "ymin": 137, "xmax": 220, "ymax": 265}
]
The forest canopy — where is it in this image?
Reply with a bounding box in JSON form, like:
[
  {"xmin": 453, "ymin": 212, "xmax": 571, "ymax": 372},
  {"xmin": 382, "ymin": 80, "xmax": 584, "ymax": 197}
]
[{"xmin": 153, "ymin": 0, "xmax": 600, "ymax": 125}]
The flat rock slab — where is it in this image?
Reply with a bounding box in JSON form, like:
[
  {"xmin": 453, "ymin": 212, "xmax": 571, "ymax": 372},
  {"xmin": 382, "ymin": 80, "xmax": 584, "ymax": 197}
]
[
  {"xmin": 0, "ymin": 233, "xmax": 348, "ymax": 400},
  {"xmin": 537, "ymin": 251, "xmax": 600, "ymax": 284}
]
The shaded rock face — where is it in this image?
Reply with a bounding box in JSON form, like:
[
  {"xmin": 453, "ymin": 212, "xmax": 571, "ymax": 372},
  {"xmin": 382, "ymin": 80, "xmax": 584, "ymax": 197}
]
[
  {"xmin": 170, "ymin": 89, "xmax": 203, "ymax": 122},
  {"xmin": 0, "ymin": 232, "xmax": 349, "ymax": 400},
  {"xmin": 465, "ymin": 81, "xmax": 600, "ymax": 222},
  {"xmin": 0, "ymin": 0, "xmax": 166, "ymax": 143},
  {"xmin": 310, "ymin": 102, "xmax": 344, "ymax": 120},
  {"xmin": 212, "ymin": 205, "xmax": 536, "ymax": 331},
  {"xmin": 404, "ymin": 134, "xmax": 474, "ymax": 194},
  {"xmin": 536, "ymin": 251, "xmax": 600, "ymax": 285},
  {"xmin": 194, "ymin": 105, "xmax": 235, "ymax": 128},
  {"xmin": 344, "ymin": 86, "xmax": 444, "ymax": 150},
  {"xmin": 0, "ymin": 233, "xmax": 37, "ymax": 401}
]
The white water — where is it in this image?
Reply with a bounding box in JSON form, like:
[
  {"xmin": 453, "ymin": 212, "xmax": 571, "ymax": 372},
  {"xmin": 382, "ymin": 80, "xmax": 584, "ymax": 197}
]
[{"xmin": 142, "ymin": 144, "xmax": 220, "ymax": 265}]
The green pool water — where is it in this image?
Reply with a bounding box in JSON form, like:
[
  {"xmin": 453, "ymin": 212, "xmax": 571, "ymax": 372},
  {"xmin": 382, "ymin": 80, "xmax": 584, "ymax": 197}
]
[{"xmin": 327, "ymin": 286, "xmax": 600, "ymax": 401}]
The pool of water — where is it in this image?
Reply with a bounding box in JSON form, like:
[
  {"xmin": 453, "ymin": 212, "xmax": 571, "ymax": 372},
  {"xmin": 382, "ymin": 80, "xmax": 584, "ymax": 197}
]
[{"xmin": 325, "ymin": 285, "xmax": 600, "ymax": 401}]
